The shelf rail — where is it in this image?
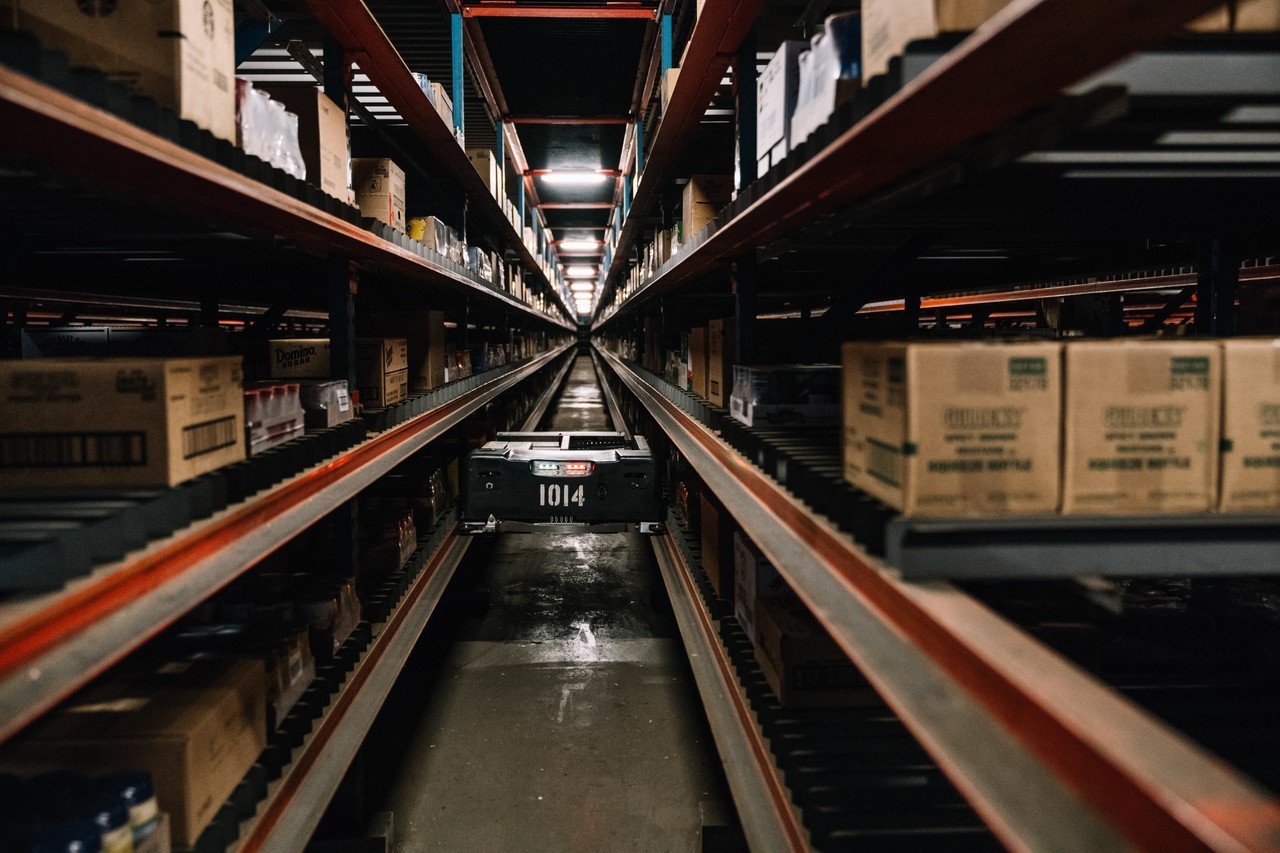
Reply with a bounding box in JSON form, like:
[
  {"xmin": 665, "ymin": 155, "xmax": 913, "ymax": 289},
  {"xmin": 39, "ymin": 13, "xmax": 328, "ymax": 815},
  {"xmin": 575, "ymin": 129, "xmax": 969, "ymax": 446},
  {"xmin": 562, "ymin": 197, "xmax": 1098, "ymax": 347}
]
[
  {"xmin": 599, "ymin": 347, "xmax": 1280, "ymax": 850},
  {"xmin": 0, "ymin": 66, "xmax": 570, "ymax": 331},
  {"xmin": 0, "ymin": 344, "xmax": 572, "ymax": 742},
  {"xmin": 596, "ymin": 0, "xmax": 1226, "ymax": 326}
]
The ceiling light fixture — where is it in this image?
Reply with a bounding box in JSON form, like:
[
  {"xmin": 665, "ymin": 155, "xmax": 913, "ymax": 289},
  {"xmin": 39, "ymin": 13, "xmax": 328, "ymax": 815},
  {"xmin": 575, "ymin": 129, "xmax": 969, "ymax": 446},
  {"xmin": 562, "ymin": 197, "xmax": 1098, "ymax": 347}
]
[
  {"xmin": 565, "ymin": 265, "xmax": 597, "ymax": 278},
  {"xmin": 558, "ymin": 239, "xmax": 602, "ymax": 252},
  {"xmin": 540, "ymin": 171, "xmax": 609, "ymax": 185},
  {"xmin": 570, "ymin": 282, "xmax": 595, "ymax": 293}
]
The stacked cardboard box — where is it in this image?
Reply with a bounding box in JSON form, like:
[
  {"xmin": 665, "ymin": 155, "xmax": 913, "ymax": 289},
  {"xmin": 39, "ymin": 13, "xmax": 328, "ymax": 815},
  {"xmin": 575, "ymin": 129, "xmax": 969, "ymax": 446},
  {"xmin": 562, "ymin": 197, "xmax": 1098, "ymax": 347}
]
[
  {"xmin": 681, "ymin": 175, "xmax": 733, "ymax": 239},
  {"xmin": 0, "ymin": 658, "xmax": 267, "ymax": 848},
  {"xmin": 354, "ymin": 337, "xmax": 409, "ymax": 407},
  {"xmin": 860, "ymin": 0, "xmax": 1017, "ymax": 80},
  {"xmin": 754, "ymin": 594, "xmax": 873, "ymax": 708},
  {"xmin": 269, "ymin": 338, "xmax": 330, "ymax": 379},
  {"xmin": 0, "ymin": 356, "xmax": 245, "ymax": 489},
  {"xmin": 699, "ymin": 492, "xmax": 737, "ymax": 598},
  {"xmin": 842, "ymin": 341, "xmax": 1062, "ymax": 516},
  {"xmin": 261, "ymin": 87, "xmax": 350, "ymax": 200},
  {"xmin": 707, "ymin": 318, "xmax": 735, "ymax": 407},
  {"xmin": 351, "ymin": 158, "xmax": 406, "ymax": 231},
  {"xmin": 1063, "ymin": 340, "xmax": 1219, "ymax": 515},
  {"xmin": 4, "ymin": 0, "xmax": 237, "ymax": 142}
]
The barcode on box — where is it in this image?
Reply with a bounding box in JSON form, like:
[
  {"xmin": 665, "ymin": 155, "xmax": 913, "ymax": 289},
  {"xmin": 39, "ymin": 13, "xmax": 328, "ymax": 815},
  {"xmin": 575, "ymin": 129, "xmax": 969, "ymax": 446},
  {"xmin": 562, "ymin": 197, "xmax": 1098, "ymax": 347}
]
[
  {"xmin": 182, "ymin": 416, "xmax": 237, "ymax": 459},
  {"xmin": 0, "ymin": 432, "xmax": 147, "ymax": 468}
]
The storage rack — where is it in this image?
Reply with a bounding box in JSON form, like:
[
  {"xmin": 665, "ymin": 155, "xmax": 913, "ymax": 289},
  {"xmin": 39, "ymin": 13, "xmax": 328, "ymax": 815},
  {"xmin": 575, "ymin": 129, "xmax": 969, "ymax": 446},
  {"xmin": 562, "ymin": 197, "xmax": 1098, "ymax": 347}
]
[
  {"xmin": 588, "ymin": 0, "xmax": 1280, "ymax": 849},
  {"xmin": 0, "ymin": 2, "xmax": 581, "ymax": 844}
]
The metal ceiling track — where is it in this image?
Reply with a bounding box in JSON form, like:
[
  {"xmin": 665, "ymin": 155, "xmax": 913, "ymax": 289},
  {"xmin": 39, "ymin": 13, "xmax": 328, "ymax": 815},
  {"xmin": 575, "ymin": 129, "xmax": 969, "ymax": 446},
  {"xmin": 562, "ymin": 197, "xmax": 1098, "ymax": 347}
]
[
  {"xmin": 0, "ymin": 345, "xmax": 572, "ymax": 742},
  {"xmin": 302, "ymin": 0, "xmax": 575, "ymax": 320},
  {"xmin": 0, "ymin": 66, "xmax": 569, "ymax": 330},
  {"xmin": 598, "ymin": 346, "xmax": 1280, "ymax": 850},
  {"xmin": 462, "ymin": 3, "xmax": 659, "ymax": 19},
  {"xmin": 596, "ymin": 0, "xmax": 1229, "ymax": 326}
]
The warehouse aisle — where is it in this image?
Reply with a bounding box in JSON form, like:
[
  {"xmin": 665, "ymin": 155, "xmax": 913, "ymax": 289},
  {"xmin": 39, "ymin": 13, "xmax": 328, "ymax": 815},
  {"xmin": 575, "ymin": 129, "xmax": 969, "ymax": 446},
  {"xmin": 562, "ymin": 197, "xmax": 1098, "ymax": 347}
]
[{"xmin": 377, "ymin": 355, "xmax": 733, "ymax": 851}]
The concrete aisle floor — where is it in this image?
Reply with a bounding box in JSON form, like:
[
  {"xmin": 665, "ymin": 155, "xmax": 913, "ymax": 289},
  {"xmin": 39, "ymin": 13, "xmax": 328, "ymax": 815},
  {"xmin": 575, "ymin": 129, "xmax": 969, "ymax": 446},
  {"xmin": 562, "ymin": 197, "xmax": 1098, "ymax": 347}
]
[{"xmin": 378, "ymin": 355, "xmax": 735, "ymax": 852}]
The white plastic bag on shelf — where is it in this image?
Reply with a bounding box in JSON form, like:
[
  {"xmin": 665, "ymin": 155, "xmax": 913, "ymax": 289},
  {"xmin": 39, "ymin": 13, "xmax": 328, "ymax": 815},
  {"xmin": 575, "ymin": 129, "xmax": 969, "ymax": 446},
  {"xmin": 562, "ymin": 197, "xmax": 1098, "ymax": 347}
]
[{"xmin": 236, "ymin": 78, "xmax": 307, "ymax": 181}]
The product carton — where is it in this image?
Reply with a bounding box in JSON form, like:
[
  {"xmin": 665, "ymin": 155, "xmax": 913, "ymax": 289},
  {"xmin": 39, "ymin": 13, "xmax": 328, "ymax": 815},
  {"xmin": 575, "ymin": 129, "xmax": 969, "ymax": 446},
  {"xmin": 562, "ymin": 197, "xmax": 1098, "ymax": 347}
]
[
  {"xmin": 355, "ymin": 337, "xmax": 409, "ymax": 407},
  {"xmin": 681, "ymin": 175, "xmax": 733, "ymax": 239},
  {"xmin": 842, "ymin": 341, "xmax": 1062, "ymax": 516},
  {"xmin": 0, "ymin": 658, "xmax": 267, "ymax": 847},
  {"xmin": 3, "ymin": 0, "xmax": 236, "ymax": 142},
  {"xmin": 860, "ymin": 0, "xmax": 1016, "ymax": 79},
  {"xmin": 268, "ymin": 338, "xmax": 331, "ymax": 379},
  {"xmin": 733, "ymin": 531, "xmax": 785, "ymax": 644},
  {"xmin": 351, "ymin": 157, "xmax": 406, "ymax": 231},
  {"xmin": 466, "ymin": 148, "xmax": 502, "ymax": 197},
  {"xmin": 754, "ymin": 594, "xmax": 873, "ymax": 708},
  {"xmin": 0, "ymin": 356, "xmax": 244, "ymax": 489},
  {"xmin": 1062, "ymin": 340, "xmax": 1220, "ymax": 515},
  {"xmin": 707, "ymin": 318, "xmax": 736, "ymax": 408},
  {"xmin": 361, "ymin": 310, "xmax": 448, "ymax": 392},
  {"xmin": 1221, "ymin": 338, "xmax": 1280, "ymax": 512},
  {"xmin": 260, "ymin": 86, "xmax": 350, "ymax": 200},
  {"xmin": 1188, "ymin": 0, "xmax": 1280, "ymax": 31},
  {"xmin": 660, "ymin": 67, "xmax": 680, "ymax": 113},
  {"xmin": 690, "ymin": 326, "xmax": 709, "ymax": 398},
  {"xmin": 699, "ymin": 492, "xmax": 736, "ymax": 598},
  {"xmin": 757, "ymin": 40, "xmax": 807, "ymax": 175}
]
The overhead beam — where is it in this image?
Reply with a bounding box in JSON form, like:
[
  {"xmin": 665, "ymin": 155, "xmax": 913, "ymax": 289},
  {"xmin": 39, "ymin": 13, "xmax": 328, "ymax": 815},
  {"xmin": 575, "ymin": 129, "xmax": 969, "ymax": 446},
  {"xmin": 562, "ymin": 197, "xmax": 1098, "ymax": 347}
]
[
  {"xmin": 527, "ymin": 168, "xmax": 622, "ymax": 177},
  {"xmin": 538, "ymin": 203, "xmax": 616, "ymax": 209},
  {"xmin": 507, "ymin": 115, "xmax": 632, "ymax": 125},
  {"xmin": 462, "ymin": 4, "xmax": 658, "ymax": 19}
]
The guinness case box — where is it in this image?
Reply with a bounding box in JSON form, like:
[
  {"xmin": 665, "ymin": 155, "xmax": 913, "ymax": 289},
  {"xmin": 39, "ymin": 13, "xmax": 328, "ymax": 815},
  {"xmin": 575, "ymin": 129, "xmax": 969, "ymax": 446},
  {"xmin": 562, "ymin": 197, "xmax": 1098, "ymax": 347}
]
[
  {"xmin": 1221, "ymin": 339, "xmax": 1280, "ymax": 512},
  {"xmin": 1063, "ymin": 340, "xmax": 1220, "ymax": 515},
  {"xmin": 842, "ymin": 341, "xmax": 1062, "ymax": 516},
  {"xmin": 0, "ymin": 356, "xmax": 244, "ymax": 489}
]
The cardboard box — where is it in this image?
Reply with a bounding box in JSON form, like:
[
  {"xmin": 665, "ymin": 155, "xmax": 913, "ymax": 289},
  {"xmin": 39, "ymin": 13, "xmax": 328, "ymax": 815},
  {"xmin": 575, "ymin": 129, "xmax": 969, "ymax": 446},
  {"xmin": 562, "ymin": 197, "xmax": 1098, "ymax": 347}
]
[
  {"xmin": 268, "ymin": 338, "xmax": 331, "ymax": 379},
  {"xmin": 861, "ymin": 0, "xmax": 1016, "ymax": 79},
  {"xmin": 707, "ymin": 318, "xmax": 735, "ymax": 408},
  {"xmin": 753, "ymin": 594, "xmax": 872, "ymax": 709},
  {"xmin": 1, "ymin": 658, "xmax": 267, "ymax": 847},
  {"xmin": 351, "ymin": 158, "xmax": 406, "ymax": 231},
  {"xmin": 733, "ymin": 530, "xmax": 785, "ymax": 644},
  {"xmin": 1221, "ymin": 339, "xmax": 1280, "ymax": 512},
  {"xmin": 731, "ymin": 364, "xmax": 841, "ymax": 428},
  {"xmin": 260, "ymin": 87, "xmax": 349, "ymax": 200},
  {"xmin": 428, "ymin": 80, "xmax": 453, "ymax": 128},
  {"xmin": 466, "ymin": 148, "xmax": 502, "ymax": 197},
  {"xmin": 355, "ymin": 337, "xmax": 409, "ymax": 406},
  {"xmin": 757, "ymin": 40, "xmax": 807, "ymax": 161},
  {"xmin": 0, "ymin": 356, "xmax": 244, "ymax": 489},
  {"xmin": 361, "ymin": 311, "xmax": 447, "ymax": 391},
  {"xmin": 4, "ymin": 0, "xmax": 236, "ymax": 142},
  {"xmin": 699, "ymin": 492, "xmax": 735, "ymax": 598},
  {"xmin": 690, "ymin": 326, "xmax": 708, "ymax": 398},
  {"xmin": 681, "ymin": 175, "xmax": 733, "ymax": 239},
  {"xmin": 842, "ymin": 341, "xmax": 1062, "ymax": 516},
  {"xmin": 1188, "ymin": 0, "xmax": 1280, "ymax": 31},
  {"xmin": 1063, "ymin": 340, "xmax": 1220, "ymax": 515},
  {"xmin": 299, "ymin": 379, "xmax": 352, "ymax": 429},
  {"xmin": 660, "ymin": 66, "xmax": 680, "ymax": 113}
]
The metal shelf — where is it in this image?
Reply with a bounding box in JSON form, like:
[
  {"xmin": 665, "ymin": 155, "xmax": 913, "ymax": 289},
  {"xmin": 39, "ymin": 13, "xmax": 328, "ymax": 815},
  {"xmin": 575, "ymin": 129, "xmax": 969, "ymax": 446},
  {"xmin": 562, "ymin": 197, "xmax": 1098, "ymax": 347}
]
[
  {"xmin": 599, "ymin": 346, "xmax": 1280, "ymax": 850},
  {"xmin": 238, "ymin": 526, "xmax": 471, "ymax": 851},
  {"xmin": 0, "ymin": 344, "xmax": 571, "ymax": 743},
  {"xmin": 302, "ymin": 0, "xmax": 574, "ymax": 321},
  {"xmin": 602, "ymin": 0, "xmax": 761, "ymax": 295},
  {"xmin": 0, "ymin": 65, "xmax": 571, "ymax": 332},
  {"xmin": 595, "ymin": 0, "xmax": 1226, "ymax": 327},
  {"xmin": 650, "ymin": 528, "xmax": 807, "ymax": 852}
]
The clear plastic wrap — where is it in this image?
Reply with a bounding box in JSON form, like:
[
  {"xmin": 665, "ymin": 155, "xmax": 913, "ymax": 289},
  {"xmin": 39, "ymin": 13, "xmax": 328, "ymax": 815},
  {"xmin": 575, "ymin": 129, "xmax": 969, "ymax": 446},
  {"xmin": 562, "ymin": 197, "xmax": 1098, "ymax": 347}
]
[{"xmin": 235, "ymin": 78, "xmax": 306, "ymax": 180}]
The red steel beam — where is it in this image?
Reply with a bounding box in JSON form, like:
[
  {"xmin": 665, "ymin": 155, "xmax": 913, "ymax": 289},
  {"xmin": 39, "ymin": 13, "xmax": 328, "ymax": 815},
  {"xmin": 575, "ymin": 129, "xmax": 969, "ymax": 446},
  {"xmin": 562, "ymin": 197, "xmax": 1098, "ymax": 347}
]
[
  {"xmin": 463, "ymin": 4, "xmax": 657, "ymax": 19},
  {"xmin": 508, "ymin": 115, "xmax": 632, "ymax": 125}
]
